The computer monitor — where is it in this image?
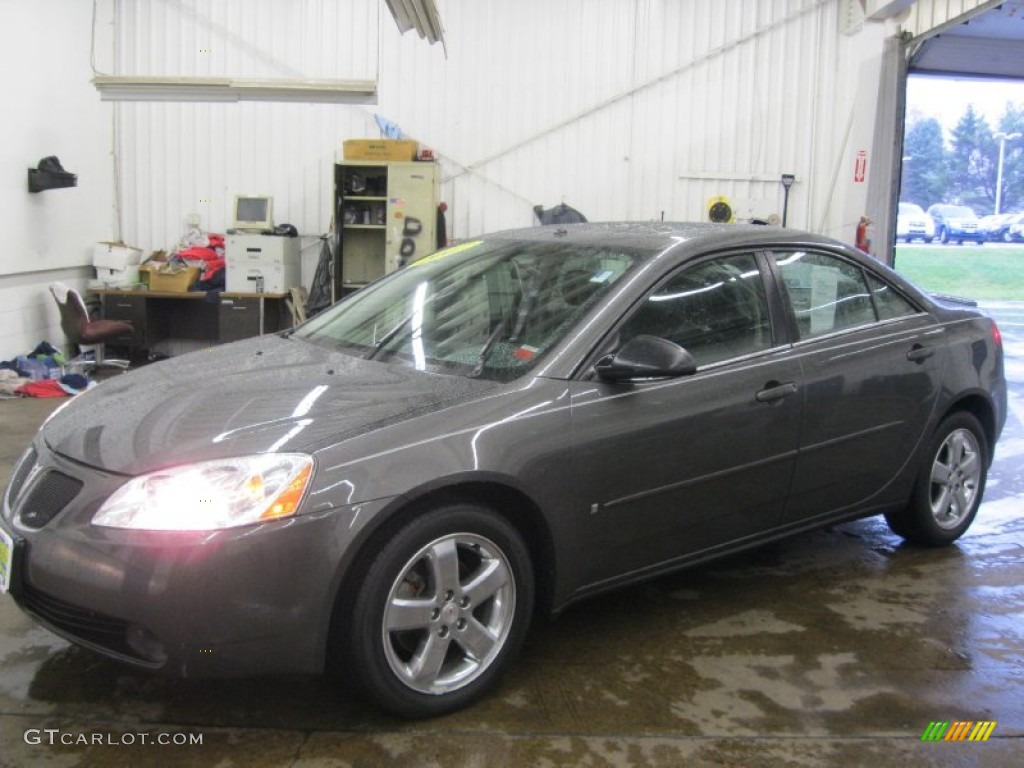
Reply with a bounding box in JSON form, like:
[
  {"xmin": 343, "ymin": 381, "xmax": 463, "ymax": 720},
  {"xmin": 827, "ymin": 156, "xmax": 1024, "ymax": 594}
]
[{"xmin": 232, "ymin": 195, "xmax": 274, "ymax": 232}]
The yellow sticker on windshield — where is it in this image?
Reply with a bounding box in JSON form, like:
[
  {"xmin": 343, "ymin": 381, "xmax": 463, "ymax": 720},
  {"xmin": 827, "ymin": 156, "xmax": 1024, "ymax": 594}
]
[{"xmin": 410, "ymin": 241, "xmax": 482, "ymax": 267}]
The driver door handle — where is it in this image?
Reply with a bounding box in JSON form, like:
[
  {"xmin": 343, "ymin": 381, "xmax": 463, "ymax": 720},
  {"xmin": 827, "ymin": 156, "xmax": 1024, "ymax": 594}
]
[
  {"xmin": 755, "ymin": 381, "xmax": 798, "ymax": 403},
  {"xmin": 907, "ymin": 344, "xmax": 934, "ymax": 363}
]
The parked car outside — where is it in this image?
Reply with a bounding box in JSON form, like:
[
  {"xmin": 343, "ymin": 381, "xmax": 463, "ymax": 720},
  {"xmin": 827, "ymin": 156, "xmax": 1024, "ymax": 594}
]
[
  {"xmin": 896, "ymin": 202, "xmax": 935, "ymax": 243},
  {"xmin": 1002, "ymin": 212, "xmax": 1024, "ymax": 243},
  {"xmin": 1, "ymin": 223, "xmax": 1007, "ymax": 718},
  {"xmin": 979, "ymin": 213, "xmax": 1015, "ymax": 242},
  {"xmin": 927, "ymin": 203, "xmax": 985, "ymax": 245}
]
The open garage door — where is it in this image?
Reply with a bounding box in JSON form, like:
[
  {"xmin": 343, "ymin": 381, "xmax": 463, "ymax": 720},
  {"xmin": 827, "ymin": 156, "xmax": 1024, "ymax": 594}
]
[
  {"xmin": 885, "ymin": 1, "xmax": 1024, "ymax": 301},
  {"xmin": 908, "ymin": 1, "xmax": 1024, "ymax": 80}
]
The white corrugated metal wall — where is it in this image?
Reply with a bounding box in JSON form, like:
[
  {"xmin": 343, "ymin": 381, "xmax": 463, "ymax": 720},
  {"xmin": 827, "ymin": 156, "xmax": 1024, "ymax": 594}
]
[{"xmin": 106, "ymin": 0, "xmax": 889, "ymax": 259}]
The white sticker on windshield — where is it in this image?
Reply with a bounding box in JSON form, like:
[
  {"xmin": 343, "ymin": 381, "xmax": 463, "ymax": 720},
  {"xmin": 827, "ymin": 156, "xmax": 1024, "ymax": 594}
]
[{"xmin": 590, "ymin": 270, "xmax": 614, "ymax": 283}]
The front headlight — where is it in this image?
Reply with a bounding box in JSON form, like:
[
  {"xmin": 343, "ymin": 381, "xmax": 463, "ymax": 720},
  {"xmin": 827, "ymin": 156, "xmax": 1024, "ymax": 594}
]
[{"xmin": 92, "ymin": 454, "xmax": 314, "ymax": 531}]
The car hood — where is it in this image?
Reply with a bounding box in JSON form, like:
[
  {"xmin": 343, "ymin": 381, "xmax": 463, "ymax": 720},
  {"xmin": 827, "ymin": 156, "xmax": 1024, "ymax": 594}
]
[{"xmin": 43, "ymin": 335, "xmax": 500, "ymax": 475}]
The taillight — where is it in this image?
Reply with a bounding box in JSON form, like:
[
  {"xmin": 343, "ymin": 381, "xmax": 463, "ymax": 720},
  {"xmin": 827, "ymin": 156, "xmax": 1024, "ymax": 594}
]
[{"xmin": 991, "ymin": 320, "xmax": 1002, "ymax": 348}]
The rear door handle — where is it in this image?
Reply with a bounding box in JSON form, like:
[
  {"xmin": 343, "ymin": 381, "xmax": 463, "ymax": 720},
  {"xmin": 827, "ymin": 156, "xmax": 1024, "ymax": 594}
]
[
  {"xmin": 755, "ymin": 381, "xmax": 798, "ymax": 403},
  {"xmin": 907, "ymin": 344, "xmax": 934, "ymax": 363}
]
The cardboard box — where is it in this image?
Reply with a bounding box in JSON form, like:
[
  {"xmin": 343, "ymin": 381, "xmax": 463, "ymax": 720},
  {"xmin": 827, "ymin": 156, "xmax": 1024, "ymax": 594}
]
[
  {"xmin": 142, "ymin": 264, "xmax": 201, "ymax": 293},
  {"xmin": 343, "ymin": 139, "xmax": 419, "ymax": 161},
  {"xmin": 94, "ymin": 241, "xmax": 142, "ymax": 270}
]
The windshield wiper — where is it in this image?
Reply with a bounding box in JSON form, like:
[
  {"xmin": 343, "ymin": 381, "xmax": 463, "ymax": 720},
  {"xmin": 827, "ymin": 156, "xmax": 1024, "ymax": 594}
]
[
  {"xmin": 468, "ymin": 264, "xmax": 551, "ymax": 377},
  {"xmin": 364, "ymin": 311, "xmax": 416, "ymax": 361},
  {"xmin": 468, "ymin": 315, "xmax": 512, "ymax": 378}
]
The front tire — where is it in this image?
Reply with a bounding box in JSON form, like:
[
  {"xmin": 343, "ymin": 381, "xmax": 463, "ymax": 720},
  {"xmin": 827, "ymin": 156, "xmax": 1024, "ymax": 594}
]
[
  {"xmin": 885, "ymin": 412, "xmax": 988, "ymax": 546},
  {"xmin": 346, "ymin": 503, "xmax": 534, "ymax": 718}
]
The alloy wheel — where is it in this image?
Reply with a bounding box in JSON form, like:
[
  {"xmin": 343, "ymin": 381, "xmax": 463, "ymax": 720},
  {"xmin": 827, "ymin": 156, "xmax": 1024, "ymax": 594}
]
[
  {"xmin": 381, "ymin": 532, "xmax": 516, "ymax": 695},
  {"xmin": 928, "ymin": 427, "xmax": 982, "ymax": 530}
]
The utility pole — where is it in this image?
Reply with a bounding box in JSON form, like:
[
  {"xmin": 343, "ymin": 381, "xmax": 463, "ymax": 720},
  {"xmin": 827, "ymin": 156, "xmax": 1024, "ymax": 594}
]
[{"xmin": 994, "ymin": 131, "xmax": 1021, "ymax": 215}]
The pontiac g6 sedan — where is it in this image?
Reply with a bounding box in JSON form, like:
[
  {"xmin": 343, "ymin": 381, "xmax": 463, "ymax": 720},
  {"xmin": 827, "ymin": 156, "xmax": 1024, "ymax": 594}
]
[{"xmin": 1, "ymin": 223, "xmax": 1007, "ymax": 718}]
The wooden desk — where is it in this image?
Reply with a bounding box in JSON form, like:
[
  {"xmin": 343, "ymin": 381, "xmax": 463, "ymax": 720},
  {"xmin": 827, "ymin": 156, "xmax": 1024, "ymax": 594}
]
[{"xmin": 92, "ymin": 289, "xmax": 292, "ymax": 356}]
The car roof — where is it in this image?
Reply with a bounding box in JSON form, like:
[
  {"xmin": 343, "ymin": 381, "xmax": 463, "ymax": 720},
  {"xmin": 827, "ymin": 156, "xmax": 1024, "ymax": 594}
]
[{"xmin": 480, "ymin": 221, "xmax": 847, "ymax": 255}]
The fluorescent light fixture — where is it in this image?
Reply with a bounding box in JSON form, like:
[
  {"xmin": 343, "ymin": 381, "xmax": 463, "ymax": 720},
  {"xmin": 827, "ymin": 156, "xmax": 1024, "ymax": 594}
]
[{"xmin": 92, "ymin": 76, "xmax": 377, "ymax": 104}]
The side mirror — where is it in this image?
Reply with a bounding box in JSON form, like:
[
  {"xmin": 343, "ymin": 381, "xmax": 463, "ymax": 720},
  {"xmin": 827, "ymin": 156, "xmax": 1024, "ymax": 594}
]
[{"xmin": 595, "ymin": 334, "xmax": 697, "ymax": 382}]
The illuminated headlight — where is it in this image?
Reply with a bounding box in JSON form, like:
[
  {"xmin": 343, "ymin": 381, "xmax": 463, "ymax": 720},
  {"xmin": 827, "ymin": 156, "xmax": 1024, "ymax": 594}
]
[{"xmin": 92, "ymin": 454, "xmax": 314, "ymax": 530}]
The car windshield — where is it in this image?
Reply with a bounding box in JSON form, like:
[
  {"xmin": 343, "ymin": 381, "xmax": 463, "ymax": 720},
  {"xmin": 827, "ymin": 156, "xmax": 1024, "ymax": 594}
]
[
  {"xmin": 293, "ymin": 239, "xmax": 643, "ymax": 382},
  {"xmin": 899, "ymin": 203, "xmax": 923, "ymax": 215},
  {"xmin": 943, "ymin": 206, "xmax": 976, "ymax": 218}
]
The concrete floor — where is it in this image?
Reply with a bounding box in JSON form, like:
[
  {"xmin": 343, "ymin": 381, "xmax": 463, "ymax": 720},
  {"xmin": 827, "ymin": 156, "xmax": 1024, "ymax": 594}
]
[{"xmin": 1, "ymin": 304, "xmax": 1022, "ymax": 767}]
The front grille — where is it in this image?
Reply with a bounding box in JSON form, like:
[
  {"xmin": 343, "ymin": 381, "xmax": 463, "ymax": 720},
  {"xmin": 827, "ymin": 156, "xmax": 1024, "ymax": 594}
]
[
  {"xmin": 16, "ymin": 471, "xmax": 83, "ymax": 529},
  {"xmin": 19, "ymin": 583, "xmax": 147, "ymax": 662},
  {"xmin": 6, "ymin": 447, "xmax": 37, "ymax": 503}
]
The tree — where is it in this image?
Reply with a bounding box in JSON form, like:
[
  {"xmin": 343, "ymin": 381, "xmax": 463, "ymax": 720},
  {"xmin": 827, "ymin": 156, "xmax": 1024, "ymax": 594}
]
[
  {"xmin": 900, "ymin": 117, "xmax": 946, "ymax": 207},
  {"xmin": 948, "ymin": 104, "xmax": 995, "ymax": 213}
]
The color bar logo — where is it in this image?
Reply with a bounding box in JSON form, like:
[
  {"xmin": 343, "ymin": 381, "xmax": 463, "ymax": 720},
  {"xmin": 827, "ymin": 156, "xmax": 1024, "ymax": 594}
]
[{"xmin": 921, "ymin": 721, "xmax": 997, "ymax": 742}]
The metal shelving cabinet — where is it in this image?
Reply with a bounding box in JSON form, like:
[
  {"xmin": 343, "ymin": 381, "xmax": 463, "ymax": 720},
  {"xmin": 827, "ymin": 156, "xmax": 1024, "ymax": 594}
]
[{"xmin": 334, "ymin": 160, "xmax": 439, "ymax": 297}]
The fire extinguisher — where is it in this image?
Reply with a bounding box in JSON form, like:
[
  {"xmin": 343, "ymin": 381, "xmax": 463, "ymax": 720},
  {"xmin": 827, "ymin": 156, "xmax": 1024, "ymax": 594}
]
[{"xmin": 855, "ymin": 216, "xmax": 873, "ymax": 254}]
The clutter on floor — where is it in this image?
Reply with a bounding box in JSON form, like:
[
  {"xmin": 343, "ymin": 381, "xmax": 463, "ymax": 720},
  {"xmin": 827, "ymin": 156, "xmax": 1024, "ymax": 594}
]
[{"xmin": 0, "ymin": 341, "xmax": 96, "ymax": 398}]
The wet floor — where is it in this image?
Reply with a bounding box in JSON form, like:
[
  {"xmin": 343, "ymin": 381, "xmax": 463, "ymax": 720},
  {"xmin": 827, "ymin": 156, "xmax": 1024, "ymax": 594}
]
[{"xmin": 0, "ymin": 304, "xmax": 1021, "ymax": 767}]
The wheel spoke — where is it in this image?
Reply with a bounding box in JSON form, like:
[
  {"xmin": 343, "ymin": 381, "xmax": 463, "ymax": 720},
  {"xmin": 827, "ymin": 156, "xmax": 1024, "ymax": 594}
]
[
  {"xmin": 463, "ymin": 557, "xmax": 509, "ymax": 606},
  {"xmin": 953, "ymin": 486, "xmax": 971, "ymax": 517},
  {"xmin": 385, "ymin": 598, "xmax": 436, "ymax": 632},
  {"xmin": 958, "ymin": 451, "xmax": 980, "ymax": 480},
  {"xmin": 933, "ymin": 485, "xmax": 954, "ymax": 517},
  {"xmin": 410, "ymin": 631, "xmax": 451, "ymax": 685},
  {"xmin": 947, "ymin": 433, "xmax": 968, "ymax": 466},
  {"xmin": 428, "ymin": 538, "xmax": 461, "ymax": 595},
  {"xmin": 457, "ymin": 616, "xmax": 499, "ymax": 661},
  {"xmin": 931, "ymin": 460, "xmax": 952, "ymax": 486}
]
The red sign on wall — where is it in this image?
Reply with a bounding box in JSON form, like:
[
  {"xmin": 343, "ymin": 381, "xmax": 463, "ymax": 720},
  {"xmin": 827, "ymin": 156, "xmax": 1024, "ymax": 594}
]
[{"xmin": 853, "ymin": 150, "xmax": 868, "ymax": 183}]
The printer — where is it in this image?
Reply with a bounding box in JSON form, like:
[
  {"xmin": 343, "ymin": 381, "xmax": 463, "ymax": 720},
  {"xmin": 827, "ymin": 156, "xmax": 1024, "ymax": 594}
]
[{"xmin": 225, "ymin": 234, "xmax": 300, "ymax": 293}]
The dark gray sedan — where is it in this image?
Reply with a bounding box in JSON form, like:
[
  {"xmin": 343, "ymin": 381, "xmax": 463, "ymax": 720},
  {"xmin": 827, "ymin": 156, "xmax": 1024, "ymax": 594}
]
[{"xmin": 0, "ymin": 223, "xmax": 1007, "ymax": 718}]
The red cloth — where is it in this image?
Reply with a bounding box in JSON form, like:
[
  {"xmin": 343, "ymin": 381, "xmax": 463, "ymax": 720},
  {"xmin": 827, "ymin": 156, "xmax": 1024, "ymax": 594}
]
[
  {"xmin": 176, "ymin": 243, "xmax": 226, "ymax": 280},
  {"xmin": 15, "ymin": 379, "xmax": 68, "ymax": 398},
  {"xmin": 176, "ymin": 246, "xmax": 219, "ymax": 262}
]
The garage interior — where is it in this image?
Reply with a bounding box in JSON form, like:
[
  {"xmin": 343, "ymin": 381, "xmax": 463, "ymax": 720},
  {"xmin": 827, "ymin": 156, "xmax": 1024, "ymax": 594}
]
[{"xmin": 1, "ymin": 1, "xmax": 1022, "ymax": 765}]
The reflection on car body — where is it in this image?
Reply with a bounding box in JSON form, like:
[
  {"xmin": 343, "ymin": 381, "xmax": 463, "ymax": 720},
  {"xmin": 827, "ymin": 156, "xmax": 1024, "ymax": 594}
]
[{"xmin": 1, "ymin": 222, "xmax": 1007, "ymax": 718}]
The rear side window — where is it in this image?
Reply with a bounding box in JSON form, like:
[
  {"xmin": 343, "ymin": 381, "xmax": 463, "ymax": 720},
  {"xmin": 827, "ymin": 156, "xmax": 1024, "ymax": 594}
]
[
  {"xmin": 866, "ymin": 273, "xmax": 918, "ymax": 320},
  {"xmin": 773, "ymin": 251, "xmax": 876, "ymax": 339}
]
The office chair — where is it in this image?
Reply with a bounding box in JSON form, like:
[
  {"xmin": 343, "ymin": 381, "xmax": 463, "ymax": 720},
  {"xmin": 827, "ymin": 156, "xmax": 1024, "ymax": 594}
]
[{"xmin": 49, "ymin": 282, "xmax": 133, "ymax": 373}]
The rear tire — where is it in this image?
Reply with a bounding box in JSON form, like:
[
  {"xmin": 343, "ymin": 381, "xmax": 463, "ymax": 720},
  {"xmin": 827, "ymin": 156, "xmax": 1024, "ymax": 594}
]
[
  {"xmin": 885, "ymin": 412, "xmax": 988, "ymax": 546},
  {"xmin": 344, "ymin": 503, "xmax": 534, "ymax": 718}
]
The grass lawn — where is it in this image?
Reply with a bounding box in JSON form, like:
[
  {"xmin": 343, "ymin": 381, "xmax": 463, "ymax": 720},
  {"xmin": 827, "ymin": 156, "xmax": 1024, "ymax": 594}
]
[{"xmin": 892, "ymin": 245, "xmax": 1024, "ymax": 301}]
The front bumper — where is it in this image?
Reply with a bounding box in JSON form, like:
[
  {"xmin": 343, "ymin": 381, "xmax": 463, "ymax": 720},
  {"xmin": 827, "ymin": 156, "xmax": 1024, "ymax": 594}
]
[{"xmin": 2, "ymin": 442, "xmax": 388, "ymax": 677}]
